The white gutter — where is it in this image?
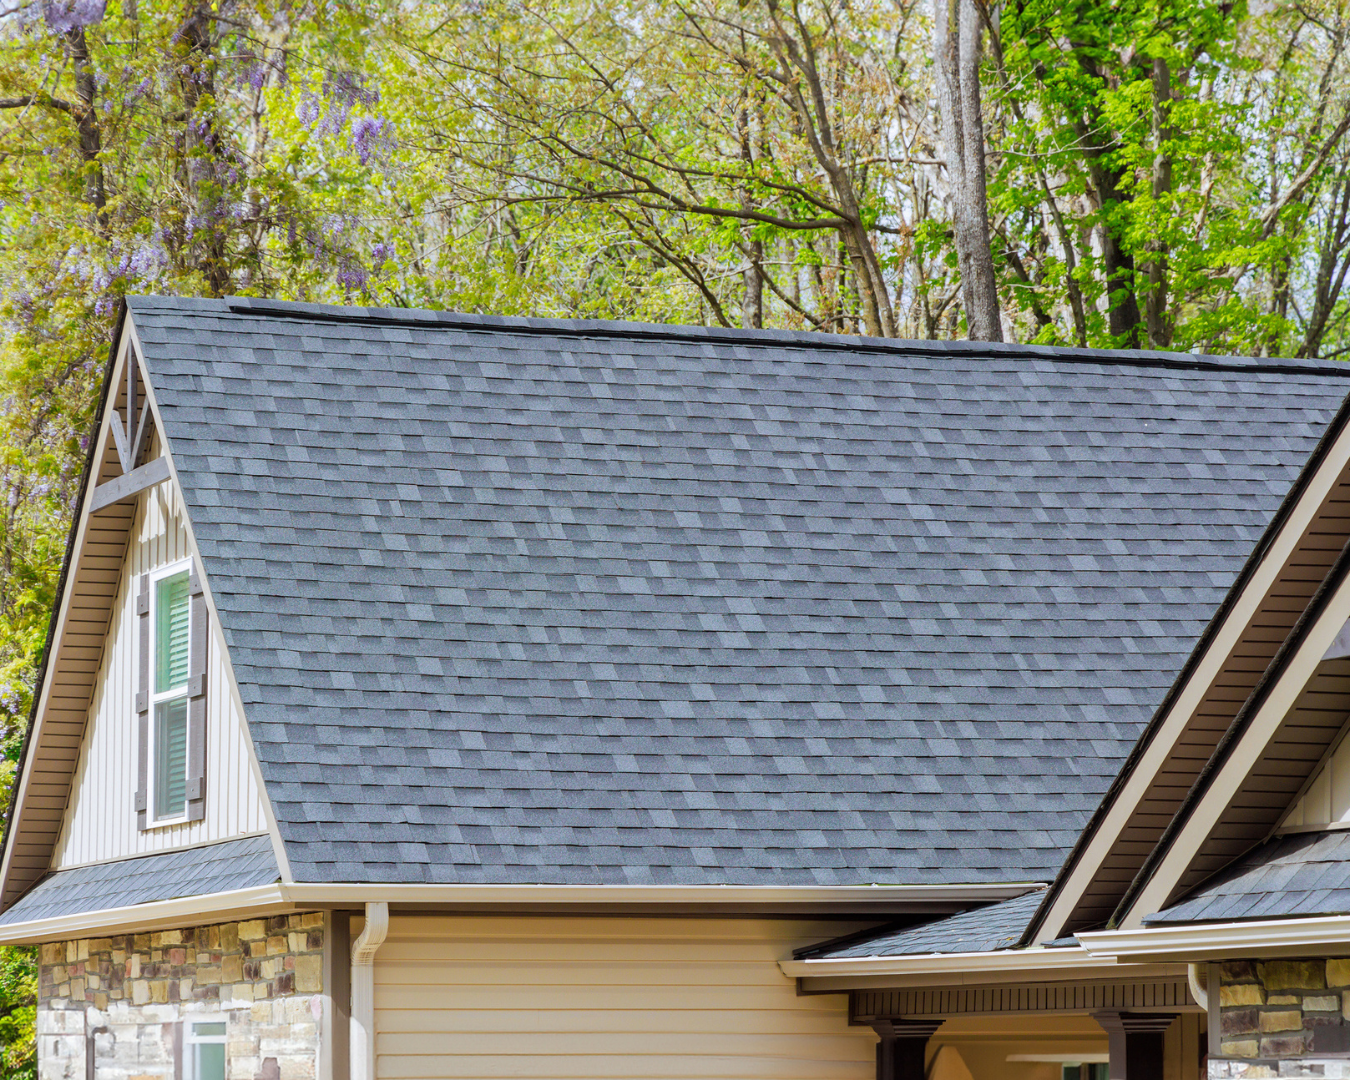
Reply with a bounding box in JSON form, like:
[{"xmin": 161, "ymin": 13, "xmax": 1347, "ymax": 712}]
[
  {"xmin": 350, "ymin": 902, "xmax": 389, "ymax": 1080},
  {"xmin": 0, "ymin": 880, "xmax": 1045, "ymax": 945},
  {"xmin": 779, "ymin": 945, "xmax": 1112, "ymax": 980},
  {"xmin": 1079, "ymin": 915, "xmax": 1350, "ymax": 961},
  {"xmin": 0, "ymin": 885, "xmax": 290, "ymax": 944},
  {"xmin": 278, "ymin": 881, "xmax": 1042, "ymax": 906}
]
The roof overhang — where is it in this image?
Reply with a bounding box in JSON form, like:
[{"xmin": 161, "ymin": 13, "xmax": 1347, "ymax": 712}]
[
  {"xmin": 0, "ymin": 880, "xmax": 1045, "ymax": 944},
  {"xmin": 779, "ymin": 945, "xmax": 1189, "ymax": 993},
  {"xmin": 1079, "ymin": 916, "xmax": 1350, "ymax": 962}
]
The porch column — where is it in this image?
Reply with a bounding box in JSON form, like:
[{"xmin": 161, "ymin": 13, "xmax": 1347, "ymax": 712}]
[
  {"xmin": 1092, "ymin": 1011, "xmax": 1176, "ymax": 1079},
  {"xmin": 872, "ymin": 1020, "xmax": 942, "ymax": 1080}
]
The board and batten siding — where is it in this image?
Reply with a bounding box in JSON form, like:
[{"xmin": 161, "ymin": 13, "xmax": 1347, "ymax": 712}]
[
  {"xmin": 374, "ymin": 915, "xmax": 876, "ymax": 1080},
  {"xmin": 1280, "ymin": 719, "xmax": 1350, "ymax": 832},
  {"xmin": 50, "ymin": 465, "xmax": 268, "ymax": 869}
]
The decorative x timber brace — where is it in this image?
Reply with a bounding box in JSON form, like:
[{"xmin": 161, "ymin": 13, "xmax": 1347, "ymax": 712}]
[{"xmin": 90, "ymin": 346, "xmax": 164, "ymax": 514}]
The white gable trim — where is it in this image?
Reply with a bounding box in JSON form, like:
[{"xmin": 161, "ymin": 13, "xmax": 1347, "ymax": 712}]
[
  {"xmin": 1119, "ymin": 559, "xmax": 1350, "ymax": 928},
  {"xmin": 0, "ymin": 318, "xmax": 291, "ymax": 910},
  {"xmin": 0, "ymin": 326, "xmax": 137, "ymax": 906}
]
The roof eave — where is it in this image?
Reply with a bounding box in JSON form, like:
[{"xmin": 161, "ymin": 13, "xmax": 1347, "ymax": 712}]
[{"xmin": 1079, "ymin": 915, "xmax": 1350, "ymax": 962}]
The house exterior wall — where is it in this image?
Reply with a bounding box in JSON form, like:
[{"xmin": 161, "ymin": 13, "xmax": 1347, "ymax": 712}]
[
  {"xmin": 37, "ymin": 913, "xmax": 324, "ymax": 1080},
  {"xmin": 373, "ymin": 914, "xmax": 876, "ymax": 1080},
  {"xmin": 1211, "ymin": 959, "xmax": 1350, "ymax": 1077},
  {"xmin": 51, "ymin": 460, "xmax": 268, "ymax": 869}
]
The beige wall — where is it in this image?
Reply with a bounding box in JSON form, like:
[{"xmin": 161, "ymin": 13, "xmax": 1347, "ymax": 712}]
[
  {"xmin": 373, "ymin": 915, "xmax": 1205, "ymax": 1080},
  {"xmin": 51, "ymin": 453, "xmax": 268, "ymax": 869},
  {"xmin": 374, "ymin": 914, "xmax": 877, "ymax": 1080}
]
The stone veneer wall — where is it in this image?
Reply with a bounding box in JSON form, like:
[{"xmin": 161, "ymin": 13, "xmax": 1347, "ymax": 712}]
[
  {"xmin": 1212, "ymin": 959, "xmax": 1350, "ymax": 1079},
  {"xmin": 37, "ymin": 913, "xmax": 325, "ymax": 1080}
]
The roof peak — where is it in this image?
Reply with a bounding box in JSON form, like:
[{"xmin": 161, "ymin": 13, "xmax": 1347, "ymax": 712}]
[{"xmin": 125, "ymin": 294, "xmax": 1350, "ymax": 380}]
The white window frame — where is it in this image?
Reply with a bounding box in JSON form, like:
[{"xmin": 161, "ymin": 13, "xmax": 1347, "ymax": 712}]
[
  {"xmin": 148, "ymin": 556, "xmax": 194, "ymax": 827},
  {"xmin": 183, "ymin": 1015, "xmax": 227, "ymax": 1080}
]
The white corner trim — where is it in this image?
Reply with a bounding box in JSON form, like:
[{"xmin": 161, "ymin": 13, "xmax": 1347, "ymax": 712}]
[
  {"xmin": 350, "ymin": 902, "xmax": 389, "ymax": 1080},
  {"xmin": 777, "ymin": 945, "xmax": 1110, "ymax": 980},
  {"xmin": 1080, "ymin": 914, "xmax": 1350, "ymax": 961}
]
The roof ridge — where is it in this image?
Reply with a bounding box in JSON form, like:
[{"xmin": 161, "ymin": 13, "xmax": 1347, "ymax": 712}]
[{"xmin": 126, "ymin": 294, "xmax": 1350, "ymax": 379}]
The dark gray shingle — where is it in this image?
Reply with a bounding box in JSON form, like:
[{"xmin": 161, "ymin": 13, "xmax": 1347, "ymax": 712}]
[
  {"xmin": 127, "ymin": 296, "xmax": 1350, "ymax": 887},
  {"xmin": 0, "ymin": 835, "xmax": 278, "ymax": 924},
  {"xmin": 1145, "ymin": 830, "xmax": 1350, "ymax": 925},
  {"xmin": 805, "ymin": 890, "xmax": 1047, "ymax": 957}
]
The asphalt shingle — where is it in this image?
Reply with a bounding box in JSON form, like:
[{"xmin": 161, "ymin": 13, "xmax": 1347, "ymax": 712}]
[
  {"xmin": 1145, "ymin": 830, "xmax": 1350, "ymax": 925},
  {"xmin": 0, "ymin": 835, "xmax": 279, "ymax": 924},
  {"xmin": 125, "ymin": 295, "xmax": 1350, "ymax": 887},
  {"xmin": 803, "ymin": 890, "xmax": 1048, "ymax": 957}
]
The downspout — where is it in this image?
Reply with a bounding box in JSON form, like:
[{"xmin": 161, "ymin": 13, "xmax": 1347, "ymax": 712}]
[
  {"xmin": 1187, "ymin": 962, "xmax": 1209, "ymax": 1011},
  {"xmin": 350, "ymin": 901, "xmax": 389, "ymax": 1080}
]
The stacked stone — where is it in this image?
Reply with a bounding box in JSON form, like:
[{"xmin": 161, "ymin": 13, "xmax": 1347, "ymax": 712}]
[
  {"xmin": 1216, "ymin": 959, "xmax": 1350, "ymax": 1078},
  {"xmin": 37, "ymin": 914, "xmax": 325, "ymax": 1080}
]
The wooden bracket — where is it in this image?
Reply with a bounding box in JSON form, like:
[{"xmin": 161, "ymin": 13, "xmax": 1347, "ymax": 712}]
[{"xmin": 89, "ymin": 456, "xmax": 170, "ymax": 515}]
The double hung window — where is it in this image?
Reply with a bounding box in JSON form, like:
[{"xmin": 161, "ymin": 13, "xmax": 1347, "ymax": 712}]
[
  {"xmin": 184, "ymin": 1017, "xmax": 226, "ymax": 1080},
  {"xmin": 149, "ymin": 560, "xmax": 192, "ymax": 823}
]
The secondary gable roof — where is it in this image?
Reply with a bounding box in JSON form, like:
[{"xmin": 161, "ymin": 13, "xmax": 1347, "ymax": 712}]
[{"xmin": 109, "ymin": 295, "xmax": 1350, "ymax": 888}]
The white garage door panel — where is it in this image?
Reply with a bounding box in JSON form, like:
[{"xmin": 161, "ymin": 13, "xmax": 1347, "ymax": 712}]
[{"xmin": 374, "ymin": 915, "xmax": 876, "ymax": 1080}]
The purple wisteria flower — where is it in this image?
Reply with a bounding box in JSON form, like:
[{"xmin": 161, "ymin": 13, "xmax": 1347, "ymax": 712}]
[
  {"xmin": 350, "ymin": 116, "xmax": 392, "ymax": 166},
  {"xmin": 42, "ymin": 0, "xmax": 106, "ymax": 32}
]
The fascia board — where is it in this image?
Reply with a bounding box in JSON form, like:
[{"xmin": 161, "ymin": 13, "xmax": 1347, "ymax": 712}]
[
  {"xmin": 779, "ymin": 946, "xmax": 1110, "ymax": 981},
  {"xmin": 0, "ymin": 885, "xmax": 291, "ymax": 945},
  {"xmin": 0, "ymin": 880, "xmax": 1045, "ymax": 942},
  {"xmin": 280, "ymin": 881, "xmax": 1043, "ymax": 908},
  {"xmin": 793, "ymin": 961, "xmax": 1189, "ymax": 993},
  {"xmin": 1030, "ymin": 408, "xmax": 1350, "ymax": 944},
  {"xmin": 1080, "ymin": 916, "xmax": 1350, "ymax": 962}
]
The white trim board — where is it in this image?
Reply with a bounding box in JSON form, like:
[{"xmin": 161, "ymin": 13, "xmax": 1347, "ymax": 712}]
[{"xmin": 1080, "ymin": 915, "xmax": 1350, "ymax": 962}]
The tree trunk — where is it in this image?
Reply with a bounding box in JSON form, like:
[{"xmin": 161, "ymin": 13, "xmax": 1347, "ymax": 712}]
[
  {"xmin": 63, "ymin": 28, "xmax": 107, "ymax": 230},
  {"xmin": 933, "ymin": 0, "xmax": 1002, "ymax": 341},
  {"xmin": 178, "ymin": 2, "xmax": 231, "ymax": 297},
  {"xmin": 1144, "ymin": 58, "xmax": 1173, "ymax": 349}
]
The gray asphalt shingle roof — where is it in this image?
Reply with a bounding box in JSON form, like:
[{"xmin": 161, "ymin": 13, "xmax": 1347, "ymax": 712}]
[
  {"xmin": 0, "ymin": 835, "xmax": 278, "ymax": 924},
  {"xmin": 806, "ymin": 890, "xmax": 1048, "ymax": 957},
  {"xmin": 127, "ymin": 295, "xmax": 1350, "ymax": 887},
  {"xmin": 1145, "ymin": 830, "xmax": 1350, "ymax": 925}
]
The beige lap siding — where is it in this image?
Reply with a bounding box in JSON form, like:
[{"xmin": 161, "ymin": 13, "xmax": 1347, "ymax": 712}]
[{"xmin": 373, "ymin": 915, "xmax": 876, "ymax": 1080}]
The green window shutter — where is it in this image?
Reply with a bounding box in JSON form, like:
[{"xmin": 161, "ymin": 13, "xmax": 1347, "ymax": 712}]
[
  {"xmin": 135, "ymin": 574, "xmax": 150, "ymax": 831},
  {"xmin": 154, "ymin": 697, "xmax": 188, "ymax": 818},
  {"xmin": 186, "ymin": 569, "xmax": 207, "ymax": 822},
  {"xmin": 155, "ymin": 571, "xmax": 190, "ymax": 693}
]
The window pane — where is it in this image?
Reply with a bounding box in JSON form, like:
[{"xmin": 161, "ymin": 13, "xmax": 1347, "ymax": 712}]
[
  {"xmin": 154, "ymin": 697, "xmax": 188, "ymax": 819},
  {"xmin": 193, "ymin": 1023, "xmax": 226, "ymax": 1037},
  {"xmin": 195, "ymin": 1042, "xmax": 226, "ymax": 1080},
  {"xmin": 155, "ymin": 571, "xmax": 190, "ymax": 693}
]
